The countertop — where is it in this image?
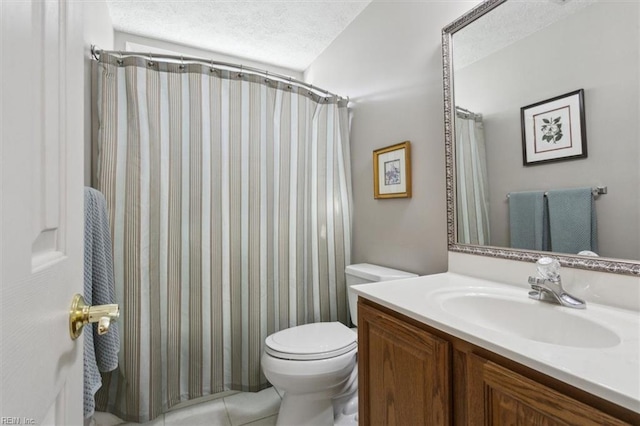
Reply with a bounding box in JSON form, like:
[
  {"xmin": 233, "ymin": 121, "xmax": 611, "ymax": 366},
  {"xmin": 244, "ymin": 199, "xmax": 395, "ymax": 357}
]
[{"xmin": 351, "ymin": 272, "xmax": 640, "ymax": 413}]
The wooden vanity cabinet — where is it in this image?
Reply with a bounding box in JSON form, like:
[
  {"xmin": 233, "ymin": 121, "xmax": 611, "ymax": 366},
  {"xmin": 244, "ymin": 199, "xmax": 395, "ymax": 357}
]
[
  {"xmin": 358, "ymin": 298, "xmax": 640, "ymax": 426},
  {"xmin": 358, "ymin": 300, "xmax": 451, "ymax": 425}
]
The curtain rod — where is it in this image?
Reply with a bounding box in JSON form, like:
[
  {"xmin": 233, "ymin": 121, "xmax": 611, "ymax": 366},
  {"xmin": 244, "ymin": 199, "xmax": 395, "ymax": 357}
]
[
  {"xmin": 456, "ymin": 105, "xmax": 482, "ymax": 120},
  {"xmin": 455, "ymin": 106, "xmax": 474, "ymax": 114},
  {"xmin": 91, "ymin": 45, "xmax": 347, "ymax": 101}
]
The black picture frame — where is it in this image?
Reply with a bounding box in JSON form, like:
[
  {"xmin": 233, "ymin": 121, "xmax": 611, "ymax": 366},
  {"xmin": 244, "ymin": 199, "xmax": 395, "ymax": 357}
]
[{"xmin": 520, "ymin": 89, "xmax": 587, "ymax": 166}]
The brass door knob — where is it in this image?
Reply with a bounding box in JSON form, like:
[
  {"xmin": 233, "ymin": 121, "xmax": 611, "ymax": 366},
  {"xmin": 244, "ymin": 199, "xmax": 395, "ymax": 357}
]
[{"xmin": 69, "ymin": 294, "xmax": 119, "ymax": 340}]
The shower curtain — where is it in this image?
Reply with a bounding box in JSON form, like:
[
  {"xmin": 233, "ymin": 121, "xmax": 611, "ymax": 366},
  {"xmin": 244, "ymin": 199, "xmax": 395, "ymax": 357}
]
[
  {"xmin": 455, "ymin": 109, "xmax": 490, "ymax": 245},
  {"xmin": 93, "ymin": 53, "xmax": 352, "ymax": 422}
]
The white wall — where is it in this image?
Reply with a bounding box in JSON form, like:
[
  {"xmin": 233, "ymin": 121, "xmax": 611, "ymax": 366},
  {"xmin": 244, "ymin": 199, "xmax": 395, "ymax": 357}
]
[
  {"xmin": 305, "ymin": 0, "xmax": 479, "ymax": 275},
  {"xmin": 83, "ymin": 0, "xmax": 114, "ymax": 185},
  {"xmin": 455, "ymin": 2, "xmax": 639, "ymax": 260}
]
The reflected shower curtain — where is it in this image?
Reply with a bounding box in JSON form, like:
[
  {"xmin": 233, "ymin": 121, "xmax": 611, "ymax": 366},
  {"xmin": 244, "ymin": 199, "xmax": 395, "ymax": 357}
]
[
  {"xmin": 455, "ymin": 109, "xmax": 490, "ymax": 245},
  {"xmin": 93, "ymin": 53, "xmax": 352, "ymax": 422}
]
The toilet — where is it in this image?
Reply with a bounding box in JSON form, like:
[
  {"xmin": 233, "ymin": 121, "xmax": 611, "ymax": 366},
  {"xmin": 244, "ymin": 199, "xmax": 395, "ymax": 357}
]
[{"xmin": 261, "ymin": 263, "xmax": 418, "ymax": 426}]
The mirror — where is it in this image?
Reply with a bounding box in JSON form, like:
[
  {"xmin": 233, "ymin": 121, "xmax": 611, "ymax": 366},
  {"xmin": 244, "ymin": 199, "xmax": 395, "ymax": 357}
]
[{"xmin": 443, "ymin": 0, "xmax": 640, "ymax": 275}]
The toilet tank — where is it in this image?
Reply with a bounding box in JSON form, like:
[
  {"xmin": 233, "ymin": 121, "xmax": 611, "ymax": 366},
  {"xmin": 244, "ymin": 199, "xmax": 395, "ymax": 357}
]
[{"xmin": 346, "ymin": 263, "xmax": 418, "ymax": 326}]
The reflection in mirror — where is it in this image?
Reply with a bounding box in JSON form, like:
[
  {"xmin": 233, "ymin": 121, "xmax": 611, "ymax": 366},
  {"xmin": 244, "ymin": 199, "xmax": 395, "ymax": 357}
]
[{"xmin": 443, "ymin": 0, "xmax": 640, "ymax": 275}]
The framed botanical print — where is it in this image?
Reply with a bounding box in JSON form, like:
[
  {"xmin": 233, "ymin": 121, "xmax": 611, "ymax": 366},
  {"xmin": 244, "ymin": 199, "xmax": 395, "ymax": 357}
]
[
  {"xmin": 521, "ymin": 89, "xmax": 587, "ymax": 166},
  {"xmin": 373, "ymin": 141, "xmax": 412, "ymax": 199}
]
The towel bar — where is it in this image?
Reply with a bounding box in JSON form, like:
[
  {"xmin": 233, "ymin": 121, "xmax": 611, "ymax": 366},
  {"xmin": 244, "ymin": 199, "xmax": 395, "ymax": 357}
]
[{"xmin": 506, "ymin": 186, "xmax": 607, "ymax": 199}]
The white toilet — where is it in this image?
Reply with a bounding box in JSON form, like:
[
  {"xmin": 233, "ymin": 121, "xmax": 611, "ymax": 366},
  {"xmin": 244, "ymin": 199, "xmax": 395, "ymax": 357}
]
[{"xmin": 261, "ymin": 263, "xmax": 418, "ymax": 426}]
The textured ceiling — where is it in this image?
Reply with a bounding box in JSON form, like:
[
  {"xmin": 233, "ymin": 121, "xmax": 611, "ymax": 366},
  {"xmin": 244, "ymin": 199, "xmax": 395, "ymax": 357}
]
[
  {"xmin": 106, "ymin": 0, "xmax": 372, "ymax": 72},
  {"xmin": 453, "ymin": 0, "xmax": 597, "ymax": 70}
]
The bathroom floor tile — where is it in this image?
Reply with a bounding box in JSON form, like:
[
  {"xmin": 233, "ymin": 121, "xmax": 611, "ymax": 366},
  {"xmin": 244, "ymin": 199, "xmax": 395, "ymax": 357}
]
[
  {"xmin": 240, "ymin": 414, "xmax": 278, "ymax": 426},
  {"xmin": 224, "ymin": 388, "xmax": 281, "ymax": 426},
  {"xmin": 92, "ymin": 411, "xmax": 126, "ymax": 426},
  {"xmin": 164, "ymin": 398, "xmax": 230, "ymax": 426},
  {"xmin": 272, "ymin": 387, "xmax": 284, "ymax": 399},
  {"xmin": 120, "ymin": 415, "xmax": 165, "ymax": 426}
]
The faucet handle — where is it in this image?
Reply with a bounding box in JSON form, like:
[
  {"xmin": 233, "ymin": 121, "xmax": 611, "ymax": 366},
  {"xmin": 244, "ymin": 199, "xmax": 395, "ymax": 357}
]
[
  {"xmin": 528, "ymin": 276, "xmax": 547, "ymax": 286},
  {"xmin": 536, "ymin": 257, "xmax": 561, "ymax": 281}
]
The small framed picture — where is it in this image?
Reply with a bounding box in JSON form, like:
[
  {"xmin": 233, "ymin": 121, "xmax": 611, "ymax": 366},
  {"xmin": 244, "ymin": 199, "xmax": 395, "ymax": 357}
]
[
  {"xmin": 373, "ymin": 141, "xmax": 411, "ymax": 199},
  {"xmin": 520, "ymin": 89, "xmax": 587, "ymax": 166}
]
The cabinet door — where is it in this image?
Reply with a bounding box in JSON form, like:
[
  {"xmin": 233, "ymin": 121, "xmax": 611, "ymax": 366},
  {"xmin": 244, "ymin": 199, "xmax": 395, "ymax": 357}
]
[
  {"xmin": 358, "ymin": 301, "xmax": 451, "ymax": 426},
  {"xmin": 467, "ymin": 353, "xmax": 630, "ymax": 426}
]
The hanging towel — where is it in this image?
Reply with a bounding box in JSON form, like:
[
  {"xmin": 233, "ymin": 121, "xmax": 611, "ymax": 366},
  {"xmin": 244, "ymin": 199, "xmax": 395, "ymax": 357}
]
[
  {"xmin": 84, "ymin": 187, "xmax": 120, "ymax": 418},
  {"xmin": 547, "ymin": 187, "xmax": 597, "ymax": 255},
  {"xmin": 508, "ymin": 191, "xmax": 549, "ymax": 251}
]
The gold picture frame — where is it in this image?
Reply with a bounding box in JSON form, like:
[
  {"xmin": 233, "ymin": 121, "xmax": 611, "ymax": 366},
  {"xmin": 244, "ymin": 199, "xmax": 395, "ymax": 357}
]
[{"xmin": 373, "ymin": 141, "xmax": 412, "ymax": 199}]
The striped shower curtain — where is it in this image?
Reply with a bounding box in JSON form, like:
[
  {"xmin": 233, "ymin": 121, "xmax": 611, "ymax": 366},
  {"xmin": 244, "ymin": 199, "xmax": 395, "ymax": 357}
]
[
  {"xmin": 93, "ymin": 53, "xmax": 352, "ymax": 423},
  {"xmin": 455, "ymin": 110, "xmax": 490, "ymax": 245}
]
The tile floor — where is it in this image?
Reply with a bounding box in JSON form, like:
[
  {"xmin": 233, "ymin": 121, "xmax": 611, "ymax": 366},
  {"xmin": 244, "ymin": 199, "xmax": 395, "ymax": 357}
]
[{"xmin": 93, "ymin": 387, "xmax": 282, "ymax": 426}]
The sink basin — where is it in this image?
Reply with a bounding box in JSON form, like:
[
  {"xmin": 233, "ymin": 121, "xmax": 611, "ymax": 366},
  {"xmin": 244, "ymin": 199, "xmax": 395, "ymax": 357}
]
[{"xmin": 438, "ymin": 290, "xmax": 621, "ymax": 349}]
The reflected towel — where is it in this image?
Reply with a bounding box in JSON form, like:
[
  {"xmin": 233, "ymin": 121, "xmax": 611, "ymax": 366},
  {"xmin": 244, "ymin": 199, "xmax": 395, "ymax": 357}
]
[
  {"xmin": 508, "ymin": 191, "xmax": 549, "ymax": 251},
  {"xmin": 84, "ymin": 187, "xmax": 120, "ymax": 418},
  {"xmin": 547, "ymin": 187, "xmax": 597, "ymax": 254}
]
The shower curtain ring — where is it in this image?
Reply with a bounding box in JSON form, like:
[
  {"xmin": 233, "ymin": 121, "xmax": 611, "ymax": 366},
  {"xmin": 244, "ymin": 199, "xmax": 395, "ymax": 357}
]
[
  {"xmin": 179, "ymin": 56, "xmax": 185, "ymax": 71},
  {"xmin": 148, "ymin": 52, "xmax": 154, "ymax": 67},
  {"xmin": 91, "ymin": 45, "xmax": 101, "ymax": 61}
]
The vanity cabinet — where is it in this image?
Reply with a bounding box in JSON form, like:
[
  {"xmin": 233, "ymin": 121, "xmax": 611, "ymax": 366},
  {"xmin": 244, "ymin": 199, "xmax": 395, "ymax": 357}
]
[
  {"xmin": 358, "ymin": 300, "xmax": 451, "ymax": 425},
  {"xmin": 358, "ymin": 298, "xmax": 639, "ymax": 426}
]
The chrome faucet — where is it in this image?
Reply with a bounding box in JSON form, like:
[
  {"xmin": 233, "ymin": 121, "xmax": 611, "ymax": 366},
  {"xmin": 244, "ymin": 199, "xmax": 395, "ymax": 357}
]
[{"xmin": 528, "ymin": 258, "xmax": 586, "ymax": 309}]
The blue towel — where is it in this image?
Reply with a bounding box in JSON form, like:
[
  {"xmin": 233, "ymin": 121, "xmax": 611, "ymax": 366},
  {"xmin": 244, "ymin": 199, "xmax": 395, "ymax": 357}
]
[
  {"xmin": 546, "ymin": 187, "xmax": 597, "ymax": 255},
  {"xmin": 84, "ymin": 188, "xmax": 120, "ymax": 418},
  {"xmin": 508, "ymin": 191, "xmax": 549, "ymax": 251}
]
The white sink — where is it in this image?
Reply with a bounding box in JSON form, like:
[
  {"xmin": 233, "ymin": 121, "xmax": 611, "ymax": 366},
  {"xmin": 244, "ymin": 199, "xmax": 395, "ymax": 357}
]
[{"xmin": 437, "ymin": 290, "xmax": 621, "ymax": 348}]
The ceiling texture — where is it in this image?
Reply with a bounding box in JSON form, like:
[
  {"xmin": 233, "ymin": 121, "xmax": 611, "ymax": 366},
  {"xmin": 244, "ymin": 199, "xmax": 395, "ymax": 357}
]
[
  {"xmin": 453, "ymin": 0, "xmax": 596, "ymax": 70},
  {"xmin": 106, "ymin": 0, "xmax": 372, "ymax": 72}
]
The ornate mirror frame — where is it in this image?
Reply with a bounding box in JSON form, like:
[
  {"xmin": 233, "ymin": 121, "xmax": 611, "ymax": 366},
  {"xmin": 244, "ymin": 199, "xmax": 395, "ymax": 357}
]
[{"xmin": 442, "ymin": 0, "xmax": 640, "ymax": 276}]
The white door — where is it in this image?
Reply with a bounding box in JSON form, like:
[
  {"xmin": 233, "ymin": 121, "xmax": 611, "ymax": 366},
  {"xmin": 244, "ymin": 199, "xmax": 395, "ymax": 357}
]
[{"xmin": 1, "ymin": 1, "xmax": 85, "ymax": 424}]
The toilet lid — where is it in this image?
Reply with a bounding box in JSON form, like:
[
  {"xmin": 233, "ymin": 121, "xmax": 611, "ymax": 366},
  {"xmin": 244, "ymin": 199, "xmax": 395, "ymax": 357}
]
[{"xmin": 265, "ymin": 322, "xmax": 357, "ymax": 361}]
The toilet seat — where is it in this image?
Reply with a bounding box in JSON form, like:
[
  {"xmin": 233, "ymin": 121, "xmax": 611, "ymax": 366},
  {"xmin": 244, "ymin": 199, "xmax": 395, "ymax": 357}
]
[{"xmin": 265, "ymin": 322, "xmax": 357, "ymax": 361}]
